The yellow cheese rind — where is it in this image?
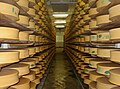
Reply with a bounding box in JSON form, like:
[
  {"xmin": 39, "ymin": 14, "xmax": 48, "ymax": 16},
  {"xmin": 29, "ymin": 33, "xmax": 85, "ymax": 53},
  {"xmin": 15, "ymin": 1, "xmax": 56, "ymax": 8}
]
[
  {"xmin": 0, "ymin": 27, "xmax": 19, "ymax": 40},
  {"xmin": 9, "ymin": 78, "xmax": 30, "ymax": 89},
  {"xmin": 32, "ymin": 76, "xmax": 40, "ymax": 84},
  {"xmin": 89, "ymin": 81, "xmax": 97, "ymax": 89},
  {"xmin": 0, "ymin": 69, "xmax": 19, "ymax": 87},
  {"xmin": 0, "ymin": 2, "xmax": 19, "ymax": 21},
  {"xmin": 30, "ymin": 67, "xmax": 40, "ymax": 74},
  {"xmin": 4, "ymin": 63, "xmax": 29, "ymax": 76},
  {"xmin": 110, "ymin": 50, "xmax": 120, "ymax": 62},
  {"xmin": 19, "ymin": 32, "xmax": 29, "ymax": 41},
  {"xmin": 27, "ymin": 8, "xmax": 35, "ymax": 17},
  {"xmin": 23, "ymin": 71, "xmax": 36, "ymax": 81},
  {"xmin": 17, "ymin": 0, "xmax": 29, "ymax": 11},
  {"xmin": 17, "ymin": 15, "xmax": 29, "ymax": 26},
  {"xmin": 0, "ymin": 51, "xmax": 19, "ymax": 64},
  {"xmin": 110, "ymin": 28, "xmax": 120, "ymax": 40}
]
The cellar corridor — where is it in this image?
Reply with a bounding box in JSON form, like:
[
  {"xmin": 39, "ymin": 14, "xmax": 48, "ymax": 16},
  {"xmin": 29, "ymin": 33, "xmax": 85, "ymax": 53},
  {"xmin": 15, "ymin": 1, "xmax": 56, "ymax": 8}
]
[{"xmin": 42, "ymin": 48, "xmax": 80, "ymax": 89}]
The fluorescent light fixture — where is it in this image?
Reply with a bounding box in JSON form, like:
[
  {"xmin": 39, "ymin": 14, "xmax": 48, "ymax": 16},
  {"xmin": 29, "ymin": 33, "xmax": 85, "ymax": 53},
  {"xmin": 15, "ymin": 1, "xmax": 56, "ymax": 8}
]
[
  {"xmin": 53, "ymin": 13, "xmax": 68, "ymax": 18},
  {"xmin": 56, "ymin": 25, "xmax": 65, "ymax": 28},
  {"xmin": 54, "ymin": 20, "xmax": 66, "ymax": 24}
]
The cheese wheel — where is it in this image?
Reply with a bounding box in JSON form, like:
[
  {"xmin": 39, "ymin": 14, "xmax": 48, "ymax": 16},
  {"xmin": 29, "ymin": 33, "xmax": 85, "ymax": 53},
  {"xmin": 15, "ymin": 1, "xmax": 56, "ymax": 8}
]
[
  {"xmin": 80, "ymin": 19, "xmax": 85, "ymax": 24},
  {"xmin": 110, "ymin": 28, "xmax": 120, "ymax": 40},
  {"xmin": 96, "ymin": 0, "xmax": 111, "ymax": 10},
  {"xmin": 0, "ymin": 51, "xmax": 19, "ymax": 64},
  {"xmin": 33, "ymin": 5, "xmax": 39, "ymax": 11},
  {"xmin": 110, "ymin": 50, "xmax": 120, "ymax": 62},
  {"xmin": 89, "ymin": 81, "xmax": 97, "ymax": 89},
  {"xmin": 29, "ymin": 0, "xmax": 36, "ymax": 4},
  {"xmin": 0, "ymin": 69, "xmax": 19, "ymax": 87},
  {"xmin": 96, "ymin": 15, "xmax": 111, "ymax": 25},
  {"xmin": 84, "ymin": 76, "xmax": 92, "ymax": 85},
  {"xmin": 0, "ymin": 27, "xmax": 19, "ymax": 40},
  {"xmin": 27, "ymin": 21, "xmax": 35, "ymax": 29},
  {"xmin": 17, "ymin": 0, "xmax": 29, "ymax": 11},
  {"xmin": 9, "ymin": 78, "xmax": 30, "ymax": 89},
  {"xmin": 7, "ymin": 49, "xmax": 29, "ymax": 59},
  {"xmin": 35, "ymin": 25, "xmax": 39, "ymax": 31},
  {"xmin": 84, "ymin": 67, "xmax": 95, "ymax": 74},
  {"xmin": 23, "ymin": 71, "xmax": 36, "ymax": 81},
  {"xmin": 29, "ymin": 35, "xmax": 36, "ymax": 42},
  {"xmin": 89, "ymin": 48, "xmax": 98, "ymax": 55},
  {"xmin": 89, "ymin": 71, "xmax": 104, "ymax": 81},
  {"xmin": 28, "ymin": 57, "xmax": 39, "ymax": 64},
  {"xmin": 0, "ymin": 2, "xmax": 19, "ymax": 21},
  {"xmin": 81, "ymin": 73, "xmax": 89, "ymax": 79},
  {"xmin": 34, "ymin": 56, "xmax": 43, "ymax": 61},
  {"xmin": 27, "ymin": 8, "xmax": 35, "ymax": 17},
  {"xmin": 83, "ymin": 14, "xmax": 91, "ymax": 21},
  {"xmin": 109, "ymin": 68, "xmax": 120, "ymax": 86},
  {"xmin": 89, "ymin": 8, "xmax": 98, "ymax": 17},
  {"xmin": 31, "ymin": 67, "xmax": 40, "ymax": 74},
  {"xmin": 36, "ymin": 64, "xmax": 42, "ymax": 70},
  {"xmin": 89, "ymin": 20, "xmax": 98, "ymax": 29},
  {"xmin": 21, "ymin": 59, "xmax": 36, "ymax": 68},
  {"xmin": 84, "ymin": 25, "xmax": 90, "ymax": 31},
  {"xmin": 89, "ymin": 59, "xmax": 110, "ymax": 68},
  {"xmin": 32, "ymin": 76, "xmax": 40, "ymax": 84},
  {"xmin": 81, "ymin": 64, "xmax": 89, "ymax": 70},
  {"xmin": 91, "ymin": 35, "xmax": 97, "ymax": 41},
  {"xmin": 19, "ymin": 31, "xmax": 29, "ymax": 41},
  {"xmin": 96, "ymin": 77, "xmax": 117, "ymax": 89},
  {"xmin": 97, "ymin": 48, "xmax": 115, "ymax": 58},
  {"xmin": 17, "ymin": 15, "xmax": 29, "ymax": 26},
  {"xmin": 84, "ymin": 57, "xmax": 96, "ymax": 64},
  {"xmin": 97, "ymin": 63, "xmax": 120, "ymax": 75},
  {"xmin": 34, "ymin": 15, "xmax": 40, "ymax": 21},
  {"xmin": 84, "ymin": 47, "xmax": 90, "ymax": 53},
  {"xmin": 97, "ymin": 32, "xmax": 110, "ymax": 41},
  {"xmin": 35, "ymin": 36, "xmax": 39, "ymax": 42},
  {"xmin": 4, "ymin": 63, "xmax": 29, "ymax": 76},
  {"xmin": 109, "ymin": 4, "xmax": 120, "ymax": 21},
  {"xmin": 84, "ymin": 36, "xmax": 90, "ymax": 42},
  {"xmin": 36, "ymin": 73, "xmax": 43, "ymax": 79},
  {"xmin": 30, "ymin": 82, "xmax": 36, "ymax": 89}
]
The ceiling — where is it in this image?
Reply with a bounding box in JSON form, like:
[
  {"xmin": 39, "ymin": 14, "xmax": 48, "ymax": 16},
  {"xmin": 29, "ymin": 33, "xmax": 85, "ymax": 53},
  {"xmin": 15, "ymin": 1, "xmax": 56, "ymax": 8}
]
[{"xmin": 46, "ymin": 0, "xmax": 77, "ymax": 32}]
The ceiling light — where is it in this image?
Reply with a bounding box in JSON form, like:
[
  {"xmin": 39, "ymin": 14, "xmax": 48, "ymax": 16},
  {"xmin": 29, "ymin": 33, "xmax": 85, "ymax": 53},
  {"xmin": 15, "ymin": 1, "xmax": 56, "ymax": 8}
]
[
  {"xmin": 54, "ymin": 20, "xmax": 66, "ymax": 24},
  {"xmin": 56, "ymin": 25, "xmax": 65, "ymax": 28},
  {"xmin": 53, "ymin": 13, "xmax": 68, "ymax": 18}
]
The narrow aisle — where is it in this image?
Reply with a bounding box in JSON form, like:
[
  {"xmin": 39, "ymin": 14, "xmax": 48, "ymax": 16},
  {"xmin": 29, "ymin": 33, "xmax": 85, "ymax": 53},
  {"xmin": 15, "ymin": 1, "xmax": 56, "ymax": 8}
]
[{"xmin": 43, "ymin": 48, "xmax": 80, "ymax": 89}]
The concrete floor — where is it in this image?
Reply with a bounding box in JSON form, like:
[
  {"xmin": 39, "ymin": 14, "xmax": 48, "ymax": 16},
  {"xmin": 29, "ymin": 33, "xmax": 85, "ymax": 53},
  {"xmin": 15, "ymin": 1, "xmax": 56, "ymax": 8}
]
[{"xmin": 42, "ymin": 48, "xmax": 80, "ymax": 89}]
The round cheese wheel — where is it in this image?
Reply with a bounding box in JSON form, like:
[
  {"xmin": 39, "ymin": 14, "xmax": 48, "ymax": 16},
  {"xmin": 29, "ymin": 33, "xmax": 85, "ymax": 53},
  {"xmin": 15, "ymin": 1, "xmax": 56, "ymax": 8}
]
[
  {"xmin": 109, "ymin": 4, "xmax": 120, "ymax": 21},
  {"xmin": 19, "ymin": 31, "xmax": 29, "ymax": 41},
  {"xmin": 0, "ymin": 27, "xmax": 19, "ymax": 40},
  {"xmin": 21, "ymin": 59, "xmax": 36, "ymax": 68},
  {"xmin": 34, "ymin": 56, "xmax": 43, "ymax": 61},
  {"xmin": 97, "ymin": 48, "xmax": 115, "ymax": 58},
  {"xmin": 9, "ymin": 78, "xmax": 30, "ymax": 89},
  {"xmin": 34, "ymin": 15, "xmax": 40, "ymax": 21},
  {"xmin": 30, "ymin": 67, "xmax": 40, "ymax": 74},
  {"xmin": 81, "ymin": 64, "xmax": 89, "ymax": 70},
  {"xmin": 89, "ymin": 59, "xmax": 110, "ymax": 68},
  {"xmin": 17, "ymin": 0, "xmax": 29, "ymax": 11},
  {"xmin": 84, "ymin": 36, "xmax": 90, "ymax": 42},
  {"xmin": 32, "ymin": 76, "xmax": 40, "ymax": 84},
  {"xmin": 17, "ymin": 15, "xmax": 29, "ymax": 26},
  {"xmin": 90, "ymin": 35, "xmax": 97, "ymax": 42},
  {"xmin": 84, "ymin": 57, "xmax": 96, "ymax": 64},
  {"xmin": 29, "ymin": 0, "xmax": 36, "ymax": 4},
  {"xmin": 0, "ymin": 51, "xmax": 19, "ymax": 64},
  {"xmin": 89, "ymin": 71, "xmax": 104, "ymax": 81},
  {"xmin": 84, "ymin": 47, "xmax": 90, "ymax": 53},
  {"xmin": 96, "ymin": 77, "xmax": 117, "ymax": 89},
  {"xmin": 78, "ymin": 61, "xmax": 84, "ymax": 66},
  {"xmin": 28, "ymin": 57, "xmax": 39, "ymax": 64},
  {"xmin": 84, "ymin": 25, "xmax": 90, "ymax": 31},
  {"xmin": 81, "ymin": 73, "xmax": 89, "ymax": 79},
  {"xmin": 35, "ymin": 47, "xmax": 40, "ymax": 53},
  {"xmin": 27, "ymin": 8, "xmax": 35, "ymax": 17},
  {"xmin": 109, "ymin": 68, "xmax": 120, "ymax": 86},
  {"xmin": 83, "ymin": 14, "xmax": 91, "ymax": 21},
  {"xmin": 36, "ymin": 64, "xmax": 42, "ymax": 70},
  {"xmin": 23, "ymin": 71, "xmax": 36, "ymax": 81},
  {"xmin": 110, "ymin": 50, "xmax": 120, "ymax": 63},
  {"xmin": 35, "ymin": 36, "xmax": 39, "ymax": 42},
  {"xmin": 0, "ymin": 69, "xmax": 19, "ymax": 87},
  {"xmin": 89, "ymin": 48, "xmax": 98, "ymax": 55},
  {"xmin": 27, "ymin": 21, "xmax": 35, "ymax": 29},
  {"xmin": 96, "ymin": 0, "xmax": 111, "ymax": 11},
  {"xmin": 89, "ymin": 20, "xmax": 98, "ymax": 29},
  {"xmin": 97, "ymin": 32, "xmax": 110, "ymax": 41},
  {"xmin": 29, "ymin": 35, "xmax": 36, "ymax": 42},
  {"xmin": 30, "ymin": 82, "xmax": 36, "ymax": 89},
  {"xmin": 84, "ymin": 76, "xmax": 92, "ymax": 85},
  {"xmin": 4, "ymin": 63, "xmax": 29, "ymax": 76},
  {"xmin": 97, "ymin": 63, "xmax": 120, "ymax": 76},
  {"xmin": 96, "ymin": 15, "xmax": 111, "ymax": 25},
  {"xmin": 33, "ymin": 5, "xmax": 39, "ymax": 11},
  {"xmin": 110, "ymin": 28, "xmax": 120, "ymax": 40},
  {"xmin": 89, "ymin": 8, "xmax": 98, "ymax": 17},
  {"xmin": 89, "ymin": 81, "xmax": 97, "ymax": 89},
  {"xmin": 35, "ymin": 25, "xmax": 39, "ymax": 31},
  {"xmin": 84, "ymin": 67, "xmax": 95, "ymax": 74},
  {"xmin": 36, "ymin": 73, "xmax": 43, "ymax": 79},
  {"xmin": 0, "ymin": 2, "xmax": 19, "ymax": 21}
]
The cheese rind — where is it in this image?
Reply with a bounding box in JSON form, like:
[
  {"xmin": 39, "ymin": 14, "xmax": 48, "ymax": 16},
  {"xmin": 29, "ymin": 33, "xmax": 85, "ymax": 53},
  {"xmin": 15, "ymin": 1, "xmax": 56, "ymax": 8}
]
[
  {"xmin": 110, "ymin": 50, "xmax": 120, "ymax": 62},
  {"xmin": 23, "ymin": 71, "xmax": 36, "ymax": 81},
  {"xmin": 19, "ymin": 32, "xmax": 29, "ymax": 41},
  {"xmin": 27, "ymin": 8, "xmax": 35, "ymax": 17},
  {"xmin": 17, "ymin": 15, "xmax": 29, "ymax": 26},
  {"xmin": 17, "ymin": 0, "xmax": 29, "ymax": 11},
  {"xmin": 0, "ymin": 27, "xmax": 19, "ymax": 40},
  {"xmin": 110, "ymin": 28, "xmax": 120, "ymax": 40}
]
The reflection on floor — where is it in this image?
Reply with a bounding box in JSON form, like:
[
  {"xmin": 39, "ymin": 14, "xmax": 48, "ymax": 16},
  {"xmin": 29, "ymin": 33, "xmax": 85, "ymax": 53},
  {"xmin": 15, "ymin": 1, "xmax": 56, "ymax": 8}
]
[{"xmin": 43, "ymin": 48, "xmax": 80, "ymax": 89}]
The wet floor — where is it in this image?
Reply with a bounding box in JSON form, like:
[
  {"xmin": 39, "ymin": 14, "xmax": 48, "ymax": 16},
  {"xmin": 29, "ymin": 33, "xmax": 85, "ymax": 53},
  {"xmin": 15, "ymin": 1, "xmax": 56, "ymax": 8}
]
[{"xmin": 42, "ymin": 48, "xmax": 80, "ymax": 89}]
